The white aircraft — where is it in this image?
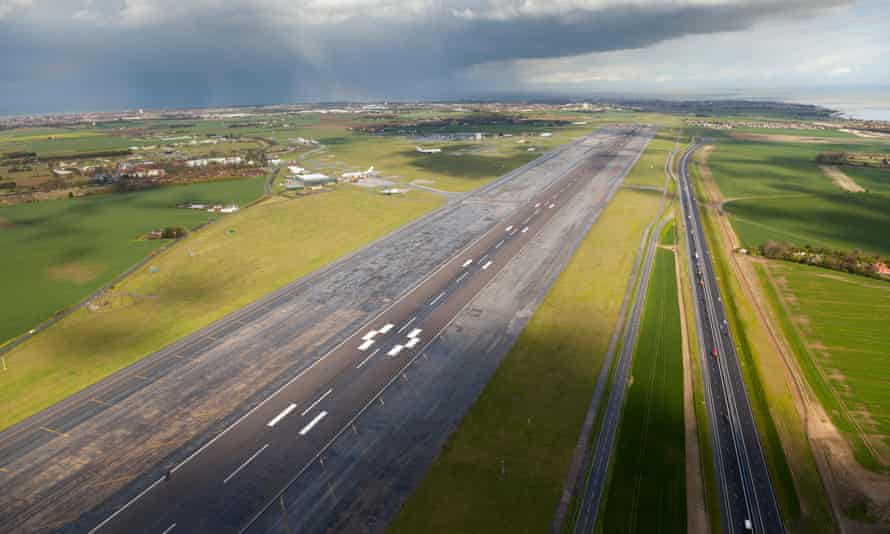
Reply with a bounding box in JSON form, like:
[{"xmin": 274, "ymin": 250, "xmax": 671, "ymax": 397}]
[
  {"xmin": 341, "ymin": 166, "xmax": 375, "ymax": 179},
  {"xmin": 415, "ymin": 146, "xmax": 442, "ymax": 154}
]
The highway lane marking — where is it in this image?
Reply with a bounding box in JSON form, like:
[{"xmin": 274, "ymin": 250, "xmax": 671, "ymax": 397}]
[
  {"xmin": 482, "ymin": 261, "xmax": 493, "ymax": 270},
  {"xmin": 40, "ymin": 426, "xmax": 68, "ymax": 437},
  {"xmin": 378, "ymin": 323, "xmax": 394, "ymax": 334},
  {"xmin": 301, "ymin": 389, "xmax": 333, "ymax": 417},
  {"xmin": 456, "ymin": 272, "xmax": 469, "ymax": 284},
  {"xmin": 267, "ymin": 403, "xmax": 298, "ymax": 427},
  {"xmin": 495, "ymin": 239, "xmax": 505, "ymax": 249},
  {"xmin": 461, "ymin": 259, "xmax": 473, "ymax": 268},
  {"xmin": 361, "ymin": 330, "xmax": 377, "ymax": 341},
  {"xmin": 407, "ymin": 328, "xmax": 422, "ymax": 339},
  {"xmin": 161, "ymin": 523, "xmax": 177, "ymax": 534},
  {"xmin": 397, "ymin": 316, "xmax": 416, "ymax": 334},
  {"xmin": 357, "ymin": 339, "xmax": 375, "ymax": 351},
  {"xmin": 356, "ymin": 348, "xmax": 380, "ymax": 369},
  {"xmin": 223, "ymin": 443, "xmax": 269, "ymax": 484},
  {"xmin": 429, "ymin": 291, "xmax": 446, "ymax": 306},
  {"xmin": 298, "ymin": 411, "xmax": 328, "ymax": 436},
  {"xmin": 521, "ymin": 226, "xmax": 529, "ymax": 233},
  {"xmin": 388, "ymin": 344, "xmax": 405, "ymax": 357}
]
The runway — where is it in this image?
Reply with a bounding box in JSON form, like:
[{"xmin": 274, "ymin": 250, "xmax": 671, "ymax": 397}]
[{"xmin": 0, "ymin": 126, "xmax": 654, "ymax": 533}]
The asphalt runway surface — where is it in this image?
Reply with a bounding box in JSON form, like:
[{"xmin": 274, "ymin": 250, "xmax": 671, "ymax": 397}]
[
  {"xmin": 0, "ymin": 126, "xmax": 654, "ymax": 533},
  {"xmin": 677, "ymin": 144, "xmax": 784, "ymax": 534}
]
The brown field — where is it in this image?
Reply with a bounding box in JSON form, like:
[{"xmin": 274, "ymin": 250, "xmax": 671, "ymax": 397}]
[
  {"xmin": 819, "ymin": 165, "xmax": 866, "ymax": 192},
  {"xmin": 47, "ymin": 261, "xmax": 105, "ymax": 284}
]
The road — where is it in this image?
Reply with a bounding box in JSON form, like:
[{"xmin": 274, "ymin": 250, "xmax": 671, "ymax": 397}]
[
  {"xmin": 571, "ymin": 148, "xmax": 672, "ymax": 534},
  {"xmin": 677, "ymin": 144, "xmax": 785, "ymax": 533},
  {"xmin": 0, "ymin": 126, "xmax": 655, "ymax": 533}
]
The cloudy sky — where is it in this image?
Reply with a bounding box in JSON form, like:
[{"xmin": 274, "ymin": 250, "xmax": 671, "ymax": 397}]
[{"xmin": 1, "ymin": 0, "xmax": 887, "ymax": 113}]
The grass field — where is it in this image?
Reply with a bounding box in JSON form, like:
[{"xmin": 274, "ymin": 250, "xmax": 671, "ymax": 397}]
[
  {"xmin": 390, "ymin": 144, "xmax": 666, "ymax": 533},
  {"xmin": 0, "ymin": 177, "xmax": 265, "ymax": 345},
  {"xmin": 758, "ymin": 261, "xmax": 890, "ymax": 471},
  {"xmin": 0, "ymin": 187, "xmax": 445, "ymax": 430},
  {"xmin": 601, "ymin": 247, "xmax": 686, "ymax": 533}
]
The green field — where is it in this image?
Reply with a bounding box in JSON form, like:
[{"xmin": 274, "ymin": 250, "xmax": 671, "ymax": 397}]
[
  {"xmin": 0, "ymin": 187, "xmax": 445, "ymax": 430},
  {"xmin": 701, "ymin": 137, "xmax": 890, "ymax": 257},
  {"xmin": 390, "ymin": 165, "xmax": 665, "ymax": 532},
  {"xmin": 0, "ymin": 177, "xmax": 265, "ymax": 344},
  {"xmin": 601, "ymin": 247, "xmax": 685, "ymax": 533},
  {"xmin": 758, "ymin": 261, "xmax": 890, "ymax": 471}
]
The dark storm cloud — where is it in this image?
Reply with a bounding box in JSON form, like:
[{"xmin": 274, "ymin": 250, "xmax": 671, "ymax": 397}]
[{"xmin": 0, "ymin": 0, "xmax": 853, "ymax": 112}]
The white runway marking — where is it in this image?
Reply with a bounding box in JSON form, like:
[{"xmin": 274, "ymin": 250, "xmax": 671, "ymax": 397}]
[
  {"xmin": 429, "ymin": 291, "xmax": 446, "ymax": 306},
  {"xmin": 267, "ymin": 403, "xmax": 297, "ymax": 427},
  {"xmin": 224, "ymin": 444, "xmax": 269, "ymax": 484},
  {"xmin": 361, "ymin": 330, "xmax": 377, "ymax": 341},
  {"xmin": 505, "ymin": 225, "xmax": 513, "ymax": 232},
  {"xmin": 378, "ymin": 323, "xmax": 394, "ymax": 334},
  {"xmin": 161, "ymin": 524, "xmax": 177, "ymax": 534},
  {"xmin": 298, "ymin": 411, "xmax": 328, "ymax": 436},
  {"xmin": 534, "ymin": 202, "xmax": 541, "ymax": 208},
  {"xmin": 548, "ymin": 203, "xmax": 555, "ymax": 209},
  {"xmin": 357, "ymin": 348, "xmax": 380, "ymax": 369},
  {"xmin": 407, "ymin": 328, "xmax": 422, "ymax": 339},
  {"xmin": 301, "ymin": 389, "xmax": 333, "ymax": 417},
  {"xmin": 462, "ymin": 259, "xmax": 473, "ymax": 268},
  {"xmin": 397, "ymin": 316, "xmax": 416, "ymax": 334},
  {"xmin": 495, "ymin": 239, "xmax": 505, "ymax": 249},
  {"xmin": 405, "ymin": 337, "xmax": 420, "ymax": 349},
  {"xmin": 456, "ymin": 271, "xmax": 469, "ymax": 283},
  {"xmin": 388, "ymin": 344, "xmax": 405, "ymax": 357},
  {"xmin": 358, "ymin": 339, "xmax": 375, "ymax": 351},
  {"xmin": 482, "ymin": 261, "xmax": 493, "ymax": 270},
  {"xmin": 521, "ymin": 226, "xmax": 529, "ymax": 233}
]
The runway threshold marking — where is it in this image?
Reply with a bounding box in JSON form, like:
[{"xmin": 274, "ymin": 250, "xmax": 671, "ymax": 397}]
[
  {"xmin": 299, "ymin": 411, "xmax": 328, "ymax": 436},
  {"xmin": 161, "ymin": 523, "xmax": 177, "ymax": 534},
  {"xmin": 388, "ymin": 345, "xmax": 405, "ymax": 357},
  {"xmin": 429, "ymin": 291, "xmax": 446, "ymax": 306},
  {"xmin": 267, "ymin": 403, "xmax": 298, "ymax": 427},
  {"xmin": 482, "ymin": 261, "xmax": 493, "ymax": 270},
  {"xmin": 361, "ymin": 330, "xmax": 377, "ymax": 341},
  {"xmin": 407, "ymin": 328, "xmax": 422, "ymax": 339},
  {"xmin": 301, "ymin": 389, "xmax": 333, "ymax": 417},
  {"xmin": 397, "ymin": 316, "xmax": 416, "ymax": 334},
  {"xmin": 357, "ymin": 348, "xmax": 380, "ymax": 369},
  {"xmin": 223, "ymin": 443, "xmax": 269, "ymax": 484},
  {"xmin": 378, "ymin": 323, "xmax": 394, "ymax": 334},
  {"xmin": 358, "ymin": 339, "xmax": 375, "ymax": 351},
  {"xmin": 405, "ymin": 338, "xmax": 421, "ymax": 349}
]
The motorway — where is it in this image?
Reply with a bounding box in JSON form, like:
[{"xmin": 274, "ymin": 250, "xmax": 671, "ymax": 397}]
[
  {"xmin": 0, "ymin": 126, "xmax": 654, "ymax": 533},
  {"xmin": 570, "ymin": 147, "xmax": 672, "ymax": 534},
  {"xmin": 677, "ymin": 144, "xmax": 785, "ymax": 533}
]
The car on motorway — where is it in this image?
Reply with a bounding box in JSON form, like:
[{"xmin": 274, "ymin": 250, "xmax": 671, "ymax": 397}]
[
  {"xmin": 745, "ymin": 518, "xmax": 753, "ymax": 531},
  {"xmin": 711, "ymin": 347, "xmax": 718, "ymax": 359}
]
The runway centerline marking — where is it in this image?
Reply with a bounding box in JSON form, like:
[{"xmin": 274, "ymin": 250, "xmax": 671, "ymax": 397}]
[
  {"xmin": 495, "ymin": 239, "xmax": 505, "ymax": 249},
  {"xmin": 456, "ymin": 272, "xmax": 469, "ymax": 284},
  {"xmin": 298, "ymin": 411, "xmax": 328, "ymax": 436},
  {"xmin": 429, "ymin": 291, "xmax": 446, "ymax": 306},
  {"xmin": 397, "ymin": 316, "xmax": 416, "ymax": 334},
  {"xmin": 356, "ymin": 348, "xmax": 380, "ymax": 369},
  {"xmin": 267, "ymin": 403, "xmax": 297, "ymax": 427},
  {"xmin": 161, "ymin": 523, "xmax": 177, "ymax": 534},
  {"xmin": 223, "ymin": 443, "xmax": 268, "ymax": 484},
  {"xmin": 482, "ymin": 261, "xmax": 493, "ymax": 270},
  {"xmin": 301, "ymin": 389, "xmax": 333, "ymax": 417}
]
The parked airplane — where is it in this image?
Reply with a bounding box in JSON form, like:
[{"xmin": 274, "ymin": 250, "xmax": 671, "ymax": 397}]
[{"xmin": 341, "ymin": 166, "xmax": 375, "ymax": 179}]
